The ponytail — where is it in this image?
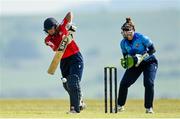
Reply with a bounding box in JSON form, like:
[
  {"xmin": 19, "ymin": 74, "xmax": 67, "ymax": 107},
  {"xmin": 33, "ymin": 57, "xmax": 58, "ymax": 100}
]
[{"xmin": 121, "ymin": 17, "xmax": 135, "ymax": 31}]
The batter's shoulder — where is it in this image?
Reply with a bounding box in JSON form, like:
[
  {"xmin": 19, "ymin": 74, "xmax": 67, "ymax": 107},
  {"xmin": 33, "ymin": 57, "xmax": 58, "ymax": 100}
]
[{"xmin": 44, "ymin": 35, "xmax": 52, "ymax": 44}]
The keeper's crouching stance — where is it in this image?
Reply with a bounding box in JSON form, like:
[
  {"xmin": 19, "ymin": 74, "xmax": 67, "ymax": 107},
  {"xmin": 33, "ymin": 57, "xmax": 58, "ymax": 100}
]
[
  {"xmin": 117, "ymin": 18, "xmax": 158, "ymax": 113},
  {"xmin": 43, "ymin": 12, "xmax": 86, "ymax": 113}
]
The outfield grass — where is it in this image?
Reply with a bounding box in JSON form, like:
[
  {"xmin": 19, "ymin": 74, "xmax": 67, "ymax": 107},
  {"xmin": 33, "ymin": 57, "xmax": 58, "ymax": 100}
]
[{"xmin": 0, "ymin": 99, "xmax": 180, "ymax": 118}]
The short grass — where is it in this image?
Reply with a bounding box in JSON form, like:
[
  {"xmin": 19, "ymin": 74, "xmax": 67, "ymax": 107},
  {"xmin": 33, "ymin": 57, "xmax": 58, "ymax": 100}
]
[{"xmin": 0, "ymin": 99, "xmax": 180, "ymax": 118}]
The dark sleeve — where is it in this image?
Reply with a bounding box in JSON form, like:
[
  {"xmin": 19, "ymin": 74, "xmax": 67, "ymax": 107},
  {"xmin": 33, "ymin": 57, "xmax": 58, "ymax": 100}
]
[
  {"xmin": 147, "ymin": 44, "xmax": 156, "ymax": 55},
  {"xmin": 123, "ymin": 53, "xmax": 127, "ymax": 58}
]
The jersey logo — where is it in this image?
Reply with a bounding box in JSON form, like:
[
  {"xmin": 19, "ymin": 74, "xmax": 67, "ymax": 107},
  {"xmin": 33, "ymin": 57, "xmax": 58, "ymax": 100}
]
[
  {"xmin": 135, "ymin": 43, "xmax": 140, "ymax": 48},
  {"xmin": 59, "ymin": 32, "xmax": 62, "ymax": 35},
  {"xmin": 47, "ymin": 41, "xmax": 55, "ymax": 47}
]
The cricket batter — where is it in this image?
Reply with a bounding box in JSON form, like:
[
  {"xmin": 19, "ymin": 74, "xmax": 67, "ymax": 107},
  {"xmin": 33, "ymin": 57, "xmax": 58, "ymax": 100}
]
[
  {"xmin": 118, "ymin": 18, "xmax": 158, "ymax": 113},
  {"xmin": 43, "ymin": 12, "xmax": 85, "ymax": 113}
]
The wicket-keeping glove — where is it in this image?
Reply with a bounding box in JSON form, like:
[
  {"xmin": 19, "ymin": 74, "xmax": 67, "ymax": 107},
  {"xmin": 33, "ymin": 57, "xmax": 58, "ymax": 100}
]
[
  {"xmin": 134, "ymin": 53, "xmax": 149, "ymax": 67},
  {"xmin": 120, "ymin": 55, "xmax": 134, "ymax": 69}
]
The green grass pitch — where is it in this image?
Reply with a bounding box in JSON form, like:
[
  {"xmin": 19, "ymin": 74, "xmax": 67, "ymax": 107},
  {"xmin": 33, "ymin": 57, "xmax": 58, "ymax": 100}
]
[{"xmin": 0, "ymin": 99, "xmax": 180, "ymax": 118}]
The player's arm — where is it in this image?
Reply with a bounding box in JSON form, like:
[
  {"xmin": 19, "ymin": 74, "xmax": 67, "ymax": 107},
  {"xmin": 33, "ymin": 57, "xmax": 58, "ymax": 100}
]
[
  {"xmin": 120, "ymin": 41, "xmax": 130, "ymax": 69},
  {"xmin": 142, "ymin": 35, "xmax": 156, "ymax": 55},
  {"xmin": 133, "ymin": 38, "xmax": 156, "ymax": 67},
  {"xmin": 65, "ymin": 12, "xmax": 77, "ymax": 33},
  {"xmin": 59, "ymin": 12, "xmax": 76, "ymax": 34},
  {"xmin": 58, "ymin": 12, "xmax": 73, "ymax": 32},
  {"xmin": 64, "ymin": 12, "xmax": 77, "ymax": 41},
  {"xmin": 147, "ymin": 44, "xmax": 156, "ymax": 55},
  {"xmin": 126, "ymin": 35, "xmax": 156, "ymax": 67},
  {"xmin": 65, "ymin": 12, "xmax": 73, "ymax": 23}
]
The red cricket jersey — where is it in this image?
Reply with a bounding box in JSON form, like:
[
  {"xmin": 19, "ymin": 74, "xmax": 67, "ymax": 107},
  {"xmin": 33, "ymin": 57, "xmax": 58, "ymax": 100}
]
[{"xmin": 45, "ymin": 18, "xmax": 80, "ymax": 59}]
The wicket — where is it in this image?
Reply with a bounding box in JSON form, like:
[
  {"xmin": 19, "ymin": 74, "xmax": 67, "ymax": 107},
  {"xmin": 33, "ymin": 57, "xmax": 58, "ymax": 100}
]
[{"xmin": 104, "ymin": 66, "xmax": 118, "ymax": 113}]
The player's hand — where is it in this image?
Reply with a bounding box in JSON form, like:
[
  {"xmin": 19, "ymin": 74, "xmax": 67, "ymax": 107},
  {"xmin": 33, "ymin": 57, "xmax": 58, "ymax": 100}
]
[
  {"xmin": 134, "ymin": 53, "xmax": 149, "ymax": 67},
  {"xmin": 66, "ymin": 23, "xmax": 77, "ymax": 33}
]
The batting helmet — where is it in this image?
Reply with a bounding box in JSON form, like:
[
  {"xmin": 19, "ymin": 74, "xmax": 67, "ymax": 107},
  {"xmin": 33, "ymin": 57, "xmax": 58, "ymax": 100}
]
[{"xmin": 43, "ymin": 17, "xmax": 58, "ymax": 32}]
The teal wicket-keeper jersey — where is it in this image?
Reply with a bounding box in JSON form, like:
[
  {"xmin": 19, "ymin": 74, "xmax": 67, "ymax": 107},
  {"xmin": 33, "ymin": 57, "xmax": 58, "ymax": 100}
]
[{"xmin": 120, "ymin": 32, "xmax": 155, "ymax": 61}]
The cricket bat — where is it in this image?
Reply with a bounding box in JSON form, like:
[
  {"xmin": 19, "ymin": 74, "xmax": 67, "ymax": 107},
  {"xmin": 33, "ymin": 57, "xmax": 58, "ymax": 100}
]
[{"xmin": 47, "ymin": 34, "xmax": 72, "ymax": 75}]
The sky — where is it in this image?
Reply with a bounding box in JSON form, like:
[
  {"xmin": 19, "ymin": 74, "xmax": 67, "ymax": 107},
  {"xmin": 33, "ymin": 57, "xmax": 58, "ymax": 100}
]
[
  {"xmin": 0, "ymin": 0, "xmax": 110, "ymax": 15},
  {"xmin": 1, "ymin": 0, "xmax": 179, "ymax": 15}
]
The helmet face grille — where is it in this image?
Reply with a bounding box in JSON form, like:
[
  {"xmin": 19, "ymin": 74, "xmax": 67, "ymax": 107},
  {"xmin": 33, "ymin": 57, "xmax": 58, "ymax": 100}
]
[{"xmin": 44, "ymin": 18, "xmax": 58, "ymax": 31}]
